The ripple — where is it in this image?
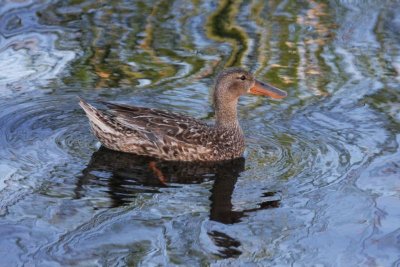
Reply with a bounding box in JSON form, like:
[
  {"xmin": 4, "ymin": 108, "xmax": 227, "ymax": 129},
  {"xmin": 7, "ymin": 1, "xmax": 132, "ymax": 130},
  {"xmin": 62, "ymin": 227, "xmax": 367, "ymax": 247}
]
[
  {"xmin": 239, "ymin": 126, "xmax": 345, "ymax": 211},
  {"xmin": 0, "ymin": 33, "xmax": 75, "ymax": 95},
  {"xmin": 0, "ymin": 95, "xmax": 95, "ymax": 213},
  {"xmin": 0, "ymin": 0, "xmax": 76, "ymax": 96},
  {"xmin": 0, "ymin": 0, "xmax": 399, "ymax": 265},
  {"xmin": 0, "ymin": 0, "xmax": 36, "ymax": 15}
]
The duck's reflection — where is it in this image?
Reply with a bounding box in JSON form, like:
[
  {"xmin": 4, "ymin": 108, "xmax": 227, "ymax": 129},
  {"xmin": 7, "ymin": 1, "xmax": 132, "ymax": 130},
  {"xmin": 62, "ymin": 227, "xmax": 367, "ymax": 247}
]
[{"xmin": 76, "ymin": 147, "xmax": 280, "ymax": 258}]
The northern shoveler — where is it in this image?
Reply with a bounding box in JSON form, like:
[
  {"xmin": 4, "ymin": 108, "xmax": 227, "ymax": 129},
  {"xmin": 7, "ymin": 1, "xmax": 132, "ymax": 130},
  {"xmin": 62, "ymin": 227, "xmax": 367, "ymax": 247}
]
[{"xmin": 79, "ymin": 68, "xmax": 287, "ymax": 161}]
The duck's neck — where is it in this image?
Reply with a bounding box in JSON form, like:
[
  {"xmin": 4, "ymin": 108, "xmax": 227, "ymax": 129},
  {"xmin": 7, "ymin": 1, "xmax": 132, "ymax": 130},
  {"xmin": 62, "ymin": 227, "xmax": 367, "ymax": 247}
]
[{"xmin": 215, "ymin": 98, "xmax": 241, "ymax": 131}]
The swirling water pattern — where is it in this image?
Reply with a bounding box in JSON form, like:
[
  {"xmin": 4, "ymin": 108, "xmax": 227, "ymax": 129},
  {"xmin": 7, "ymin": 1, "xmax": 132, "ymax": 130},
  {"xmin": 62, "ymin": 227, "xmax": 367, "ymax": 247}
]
[{"xmin": 0, "ymin": 0, "xmax": 399, "ymax": 266}]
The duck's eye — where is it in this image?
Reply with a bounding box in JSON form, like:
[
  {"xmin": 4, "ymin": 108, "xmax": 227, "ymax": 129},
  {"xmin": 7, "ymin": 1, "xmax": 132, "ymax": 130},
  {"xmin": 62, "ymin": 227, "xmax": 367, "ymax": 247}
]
[{"xmin": 239, "ymin": 75, "xmax": 246, "ymax": 80}]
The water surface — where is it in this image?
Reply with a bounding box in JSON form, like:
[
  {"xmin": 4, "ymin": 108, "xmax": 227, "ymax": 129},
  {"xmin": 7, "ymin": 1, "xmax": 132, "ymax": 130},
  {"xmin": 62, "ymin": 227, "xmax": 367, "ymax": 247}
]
[{"xmin": 0, "ymin": 0, "xmax": 399, "ymax": 266}]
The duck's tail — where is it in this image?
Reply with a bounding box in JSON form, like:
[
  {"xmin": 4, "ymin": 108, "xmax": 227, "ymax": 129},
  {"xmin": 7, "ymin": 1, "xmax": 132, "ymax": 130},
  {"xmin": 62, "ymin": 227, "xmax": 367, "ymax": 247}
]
[
  {"xmin": 78, "ymin": 97, "xmax": 115, "ymax": 135},
  {"xmin": 79, "ymin": 97, "xmax": 155, "ymax": 154}
]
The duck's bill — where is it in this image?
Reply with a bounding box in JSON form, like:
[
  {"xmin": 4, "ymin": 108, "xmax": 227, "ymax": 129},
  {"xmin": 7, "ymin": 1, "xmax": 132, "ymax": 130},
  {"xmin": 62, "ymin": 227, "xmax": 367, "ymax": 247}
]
[{"xmin": 250, "ymin": 80, "xmax": 287, "ymax": 99}]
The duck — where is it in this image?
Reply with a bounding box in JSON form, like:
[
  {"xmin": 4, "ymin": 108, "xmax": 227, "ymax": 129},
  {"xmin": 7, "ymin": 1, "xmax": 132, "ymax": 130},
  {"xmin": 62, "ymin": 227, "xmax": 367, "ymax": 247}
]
[{"xmin": 79, "ymin": 68, "xmax": 287, "ymax": 161}]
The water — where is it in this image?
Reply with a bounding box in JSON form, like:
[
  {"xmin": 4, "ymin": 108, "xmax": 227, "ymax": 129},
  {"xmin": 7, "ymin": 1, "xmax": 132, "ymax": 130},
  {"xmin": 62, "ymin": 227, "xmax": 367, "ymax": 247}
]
[{"xmin": 0, "ymin": 0, "xmax": 399, "ymax": 266}]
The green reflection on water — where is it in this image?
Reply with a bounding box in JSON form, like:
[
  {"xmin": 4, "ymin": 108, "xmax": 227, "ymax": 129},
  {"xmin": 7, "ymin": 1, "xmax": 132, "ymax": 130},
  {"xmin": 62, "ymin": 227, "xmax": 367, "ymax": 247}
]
[
  {"xmin": 42, "ymin": 0, "xmax": 208, "ymax": 89},
  {"xmin": 206, "ymin": 0, "xmax": 248, "ymax": 67}
]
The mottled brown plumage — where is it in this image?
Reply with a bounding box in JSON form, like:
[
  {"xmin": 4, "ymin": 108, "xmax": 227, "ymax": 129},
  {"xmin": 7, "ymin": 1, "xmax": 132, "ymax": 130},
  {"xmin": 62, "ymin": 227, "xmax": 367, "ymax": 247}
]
[{"xmin": 79, "ymin": 68, "xmax": 287, "ymax": 161}]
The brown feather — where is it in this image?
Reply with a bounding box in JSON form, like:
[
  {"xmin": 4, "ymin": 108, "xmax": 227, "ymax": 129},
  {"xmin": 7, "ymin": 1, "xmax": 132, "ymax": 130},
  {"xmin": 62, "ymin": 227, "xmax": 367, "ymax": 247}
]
[{"xmin": 79, "ymin": 68, "xmax": 283, "ymax": 161}]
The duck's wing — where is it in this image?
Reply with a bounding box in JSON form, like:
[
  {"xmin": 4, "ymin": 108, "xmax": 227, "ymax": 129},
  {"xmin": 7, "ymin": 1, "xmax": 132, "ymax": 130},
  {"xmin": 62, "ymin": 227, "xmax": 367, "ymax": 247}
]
[{"xmin": 100, "ymin": 101, "xmax": 213, "ymax": 145}]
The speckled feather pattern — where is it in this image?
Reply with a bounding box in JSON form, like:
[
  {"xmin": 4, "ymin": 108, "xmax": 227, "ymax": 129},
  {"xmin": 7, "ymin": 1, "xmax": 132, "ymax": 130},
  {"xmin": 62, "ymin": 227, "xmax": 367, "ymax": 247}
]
[
  {"xmin": 79, "ymin": 100, "xmax": 245, "ymax": 161},
  {"xmin": 78, "ymin": 68, "xmax": 278, "ymax": 162}
]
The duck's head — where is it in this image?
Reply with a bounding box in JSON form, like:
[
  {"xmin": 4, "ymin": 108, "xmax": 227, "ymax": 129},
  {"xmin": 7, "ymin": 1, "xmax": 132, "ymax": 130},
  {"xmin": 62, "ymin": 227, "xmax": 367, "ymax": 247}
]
[{"xmin": 213, "ymin": 68, "xmax": 287, "ymax": 107}]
